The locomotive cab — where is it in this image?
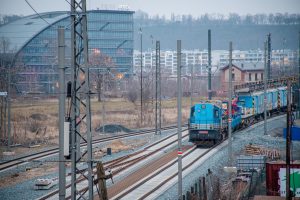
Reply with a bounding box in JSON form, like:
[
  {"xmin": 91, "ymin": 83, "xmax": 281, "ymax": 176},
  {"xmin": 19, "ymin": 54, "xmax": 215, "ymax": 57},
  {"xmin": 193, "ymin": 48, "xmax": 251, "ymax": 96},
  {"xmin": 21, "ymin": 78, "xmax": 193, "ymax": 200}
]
[{"xmin": 189, "ymin": 102, "xmax": 223, "ymax": 146}]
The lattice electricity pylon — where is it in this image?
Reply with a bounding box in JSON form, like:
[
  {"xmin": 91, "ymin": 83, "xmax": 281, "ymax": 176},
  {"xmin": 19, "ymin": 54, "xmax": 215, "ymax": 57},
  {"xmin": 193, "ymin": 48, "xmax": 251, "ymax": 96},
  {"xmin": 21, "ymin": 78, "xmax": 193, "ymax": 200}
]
[{"xmin": 70, "ymin": 0, "xmax": 94, "ymax": 199}]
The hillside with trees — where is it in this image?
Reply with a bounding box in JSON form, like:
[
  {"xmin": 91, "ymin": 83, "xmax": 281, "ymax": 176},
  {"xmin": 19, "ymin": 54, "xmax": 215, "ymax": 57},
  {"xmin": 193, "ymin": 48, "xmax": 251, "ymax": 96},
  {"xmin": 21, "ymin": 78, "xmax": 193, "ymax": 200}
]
[{"xmin": 134, "ymin": 11, "xmax": 300, "ymax": 50}]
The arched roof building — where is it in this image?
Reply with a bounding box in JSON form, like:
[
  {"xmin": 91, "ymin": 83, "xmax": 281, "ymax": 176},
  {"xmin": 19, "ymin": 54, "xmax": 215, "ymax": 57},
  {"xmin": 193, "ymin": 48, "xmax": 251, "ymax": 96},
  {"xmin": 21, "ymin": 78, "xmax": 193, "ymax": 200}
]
[{"xmin": 0, "ymin": 10, "xmax": 134, "ymax": 93}]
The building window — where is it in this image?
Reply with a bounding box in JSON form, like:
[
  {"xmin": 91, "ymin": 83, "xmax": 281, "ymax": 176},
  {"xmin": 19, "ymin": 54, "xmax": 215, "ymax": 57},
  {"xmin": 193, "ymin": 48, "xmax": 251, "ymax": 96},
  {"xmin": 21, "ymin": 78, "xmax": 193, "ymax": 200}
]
[
  {"xmin": 255, "ymin": 73, "xmax": 258, "ymax": 81},
  {"xmin": 232, "ymin": 73, "xmax": 235, "ymax": 81},
  {"xmin": 249, "ymin": 73, "xmax": 251, "ymax": 81},
  {"xmin": 261, "ymin": 73, "xmax": 263, "ymax": 80}
]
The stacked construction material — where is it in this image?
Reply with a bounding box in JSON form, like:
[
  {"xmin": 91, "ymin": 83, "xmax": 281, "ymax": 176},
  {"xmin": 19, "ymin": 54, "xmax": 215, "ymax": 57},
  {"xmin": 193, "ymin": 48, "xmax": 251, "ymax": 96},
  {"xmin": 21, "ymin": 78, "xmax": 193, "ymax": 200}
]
[{"xmin": 244, "ymin": 144, "xmax": 280, "ymax": 160}]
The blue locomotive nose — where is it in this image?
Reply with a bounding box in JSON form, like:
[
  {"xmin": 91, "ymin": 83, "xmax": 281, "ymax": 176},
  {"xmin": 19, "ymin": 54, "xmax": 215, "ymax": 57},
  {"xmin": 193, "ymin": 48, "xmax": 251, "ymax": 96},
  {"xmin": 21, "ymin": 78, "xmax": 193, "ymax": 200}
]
[
  {"xmin": 188, "ymin": 100, "xmax": 242, "ymax": 146},
  {"xmin": 189, "ymin": 102, "xmax": 224, "ymax": 145}
]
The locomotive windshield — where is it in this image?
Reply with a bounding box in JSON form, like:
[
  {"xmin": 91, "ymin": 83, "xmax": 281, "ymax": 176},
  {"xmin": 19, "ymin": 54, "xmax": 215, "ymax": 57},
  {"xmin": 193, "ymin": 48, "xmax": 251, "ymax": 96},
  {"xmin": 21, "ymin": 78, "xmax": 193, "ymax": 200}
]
[
  {"xmin": 238, "ymin": 100, "xmax": 245, "ymax": 106},
  {"xmin": 214, "ymin": 109, "xmax": 219, "ymax": 118},
  {"xmin": 190, "ymin": 106, "xmax": 195, "ymax": 117}
]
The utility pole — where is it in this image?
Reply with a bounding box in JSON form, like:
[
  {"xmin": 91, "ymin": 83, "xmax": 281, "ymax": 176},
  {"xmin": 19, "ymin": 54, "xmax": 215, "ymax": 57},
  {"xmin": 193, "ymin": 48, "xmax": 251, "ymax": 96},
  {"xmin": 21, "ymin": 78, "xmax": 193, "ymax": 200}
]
[
  {"xmin": 139, "ymin": 28, "xmax": 143, "ymax": 126},
  {"xmin": 177, "ymin": 40, "xmax": 183, "ymax": 200},
  {"xmin": 286, "ymin": 81, "xmax": 291, "ymax": 200},
  {"xmin": 208, "ymin": 29, "xmax": 212, "ymax": 100},
  {"xmin": 282, "ymin": 38, "xmax": 286, "ymax": 76},
  {"xmin": 58, "ymin": 26, "xmax": 66, "ymax": 200},
  {"xmin": 228, "ymin": 41, "xmax": 233, "ymax": 165},
  {"xmin": 155, "ymin": 41, "xmax": 161, "ymax": 134},
  {"xmin": 264, "ymin": 41, "xmax": 267, "ymax": 135},
  {"xmin": 102, "ymin": 92, "xmax": 106, "ymax": 134},
  {"xmin": 150, "ymin": 35, "xmax": 154, "ymax": 107},
  {"xmin": 298, "ymin": 32, "xmax": 300, "ymax": 119},
  {"xmin": 267, "ymin": 33, "xmax": 271, "ymax": 79},
  {"xmin": 190, "ymin": 64, "xmax": 194, "ymax": 107},
  {"xmin": 70, "ymin": 0, "xmax": 93, "ymax": 199},
  {"xmin": 159, "ymin": 46, "xmax": 162, "ymax": 132},
  {"xmin": 7, "ymin": 50, "xmax": 11, "ymax": 151}
]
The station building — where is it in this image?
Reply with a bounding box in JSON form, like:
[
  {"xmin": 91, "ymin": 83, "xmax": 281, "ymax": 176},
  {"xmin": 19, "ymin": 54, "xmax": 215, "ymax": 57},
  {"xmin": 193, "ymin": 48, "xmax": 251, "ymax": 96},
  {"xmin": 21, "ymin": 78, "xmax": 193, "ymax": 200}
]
[{"xmin": 0, "ymin": 10, "xmax": 134, "ymax": 93}]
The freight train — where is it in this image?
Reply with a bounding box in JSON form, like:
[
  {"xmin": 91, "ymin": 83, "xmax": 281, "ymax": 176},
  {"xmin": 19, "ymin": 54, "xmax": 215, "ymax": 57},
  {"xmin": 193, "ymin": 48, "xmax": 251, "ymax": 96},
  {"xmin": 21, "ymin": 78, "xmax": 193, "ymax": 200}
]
[{"xmin": 188, "ymin": 78, "xmax": 294, "ymax": 146}]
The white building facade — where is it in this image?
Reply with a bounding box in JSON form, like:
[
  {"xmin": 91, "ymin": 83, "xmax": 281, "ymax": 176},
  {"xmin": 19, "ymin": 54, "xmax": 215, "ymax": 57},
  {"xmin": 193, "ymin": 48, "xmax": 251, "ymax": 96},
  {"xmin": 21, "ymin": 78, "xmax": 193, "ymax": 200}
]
[{"xmin": 133, "ymin": 49, "xmax": 298, "ymax": 76}]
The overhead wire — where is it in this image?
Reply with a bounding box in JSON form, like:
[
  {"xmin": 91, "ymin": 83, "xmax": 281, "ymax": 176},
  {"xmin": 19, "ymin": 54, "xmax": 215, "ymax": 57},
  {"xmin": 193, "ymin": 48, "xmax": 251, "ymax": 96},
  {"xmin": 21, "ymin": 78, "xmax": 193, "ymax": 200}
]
[
  {"xmin": 24, "ymin": 0, "xmax": 79, "ymax": 30},
  {"xmin": 24, "ymin": 0, "xmax": 53, "ymax": 27}
]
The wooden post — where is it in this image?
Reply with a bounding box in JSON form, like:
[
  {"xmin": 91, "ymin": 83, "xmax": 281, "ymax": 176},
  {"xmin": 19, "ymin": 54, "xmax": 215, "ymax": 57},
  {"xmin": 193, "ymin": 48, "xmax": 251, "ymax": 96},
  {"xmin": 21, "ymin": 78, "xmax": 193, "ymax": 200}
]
[
  {"xmin": 207, "ymin": 169, "xmax": 213, "ymax": 200},
  {"xmin": 202, "ymin": 177, "xmax": 207, "ymax": 200},
  {"xmin": 186, "ymin": 191, "xmax": 191, "ymax": 200},
  {"xmin": 199, "ymin": 178, "xmax": 202, "ymax": 200},
  {"xmin": 96, "ymin": 162, "xmax": 112, "ymax": 200},
  {"xmin": 214, "ymin": 177, "xmax": 221, "ymax": 200}
]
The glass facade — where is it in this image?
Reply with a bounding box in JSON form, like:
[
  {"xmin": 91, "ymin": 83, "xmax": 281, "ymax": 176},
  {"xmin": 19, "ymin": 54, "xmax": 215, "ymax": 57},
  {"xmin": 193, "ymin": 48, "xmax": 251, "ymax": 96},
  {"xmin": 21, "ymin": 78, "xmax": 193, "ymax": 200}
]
[{"xmin": 13, "ymin": 10, "xmax": 134, "ymax": 93}]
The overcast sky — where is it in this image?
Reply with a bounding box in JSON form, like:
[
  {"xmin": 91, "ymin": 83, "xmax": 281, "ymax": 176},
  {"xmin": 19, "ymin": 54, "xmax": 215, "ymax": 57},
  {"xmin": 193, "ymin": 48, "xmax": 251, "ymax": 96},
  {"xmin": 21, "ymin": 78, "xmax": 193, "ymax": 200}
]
[{"xmin": 1, "ymin": 0, "xmax": 300, "ymax": 17}]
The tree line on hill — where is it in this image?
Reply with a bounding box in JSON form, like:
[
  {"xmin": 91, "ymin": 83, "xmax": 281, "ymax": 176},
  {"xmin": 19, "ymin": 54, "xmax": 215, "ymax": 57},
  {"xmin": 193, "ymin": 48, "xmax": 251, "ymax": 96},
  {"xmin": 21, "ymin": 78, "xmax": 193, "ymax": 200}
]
[
  {"xmin": 1, "ymin": 11, "xmax": 299, "ymax": 26},
  {"xmin": 133, "ymin": 11, "xmax": 300, "ymax": 51},
  {"xmin": 134, "ymin": 10, "xmax": 300, "ymax": 26}
]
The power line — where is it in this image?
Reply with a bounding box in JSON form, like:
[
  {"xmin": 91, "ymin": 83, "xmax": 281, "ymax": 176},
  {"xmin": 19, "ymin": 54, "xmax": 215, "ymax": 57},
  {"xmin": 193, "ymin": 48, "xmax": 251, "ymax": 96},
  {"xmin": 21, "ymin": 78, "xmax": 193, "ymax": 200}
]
[
  {"xmin": 24, "ymin": 0, "xmax": 76, "ymax": 30},
  {"xmin": 24, "ymin": 0, "xmax": 52, "ymax": 26}
]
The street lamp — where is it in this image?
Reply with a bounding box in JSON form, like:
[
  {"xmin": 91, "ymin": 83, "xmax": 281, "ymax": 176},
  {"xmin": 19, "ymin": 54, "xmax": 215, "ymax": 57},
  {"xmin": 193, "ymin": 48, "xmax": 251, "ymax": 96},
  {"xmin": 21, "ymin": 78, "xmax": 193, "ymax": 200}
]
[{"xmin": 139, "ymin": 28, "xmax": 143, "ymax": 126}]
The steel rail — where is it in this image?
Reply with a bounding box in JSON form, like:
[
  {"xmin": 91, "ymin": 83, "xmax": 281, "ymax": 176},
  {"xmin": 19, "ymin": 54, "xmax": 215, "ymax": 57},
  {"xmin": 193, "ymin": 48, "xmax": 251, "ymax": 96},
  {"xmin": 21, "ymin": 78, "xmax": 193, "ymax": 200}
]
[
  {"xmin": 62, "ymin": 132, "xmax": 190, "ymax": 200},
  {"xmin": 0, "ymin": 124, "xmax": 185, "ymax": 173},
  {"xmin": 38, "ymin": 128, "xmax": 188, "ymax": 200}
]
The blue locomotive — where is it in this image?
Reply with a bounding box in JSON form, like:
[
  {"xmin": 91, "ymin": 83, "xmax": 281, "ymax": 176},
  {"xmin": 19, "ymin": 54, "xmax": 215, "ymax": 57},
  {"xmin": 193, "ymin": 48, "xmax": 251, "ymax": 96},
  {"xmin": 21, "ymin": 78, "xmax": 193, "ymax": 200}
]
[
  {"xmin": 189, "ymin": 100, "xmax": 242, "ymax": 145},
  {"xmin": 188, "ymin": 85, "xmax": 289, "ymax": 146}
]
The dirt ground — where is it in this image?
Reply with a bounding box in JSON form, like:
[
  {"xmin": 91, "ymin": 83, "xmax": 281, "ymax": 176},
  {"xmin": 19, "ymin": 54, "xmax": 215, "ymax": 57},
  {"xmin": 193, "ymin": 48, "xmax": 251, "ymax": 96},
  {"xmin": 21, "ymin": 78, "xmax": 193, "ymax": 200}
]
[
  {"xmin": 0, "ymin": 162, "xmax": 58, "ymax": 189},
  {"xmin": 0, "ymin": 96, "xmax": 191, "ymax": 188},
  {"xmin": 0, "ymin": 138, "xmax": 147, "ymax": 188},
  {"xmin": 1, "ymin": 97, "xmax": 192, "ymax": 155}
]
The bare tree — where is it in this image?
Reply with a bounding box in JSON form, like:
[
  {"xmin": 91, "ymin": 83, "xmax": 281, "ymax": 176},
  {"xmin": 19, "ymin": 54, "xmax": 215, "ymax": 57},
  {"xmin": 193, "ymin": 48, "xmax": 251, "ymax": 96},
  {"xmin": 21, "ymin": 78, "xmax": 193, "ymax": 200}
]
[
  {"xmin": 0, "ymin": 37, "xmax": 23, "ymax": 143},
  {"xmin": 89, "ymin": 49, "xmax": 115, "ymax": 101},
  {"xmin": 126, "ymin": 79, "xmax": 139, "ymax": 106}
]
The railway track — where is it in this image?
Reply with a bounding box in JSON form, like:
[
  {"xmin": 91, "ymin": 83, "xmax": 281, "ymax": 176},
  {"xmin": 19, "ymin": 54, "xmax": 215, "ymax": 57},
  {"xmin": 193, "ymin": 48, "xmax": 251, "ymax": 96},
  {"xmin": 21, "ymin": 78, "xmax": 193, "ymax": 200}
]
[
  {"xmin": 39, "ymin": 128, "xmax": 189, "ymax": 200},
  {"xmin": 101, "ymin": 113, "xmax": 287, "ymax": 199},
  {"xmin": 38, "ymin": 113, "xmax": 286, "ymax": 200},
  {"xmin": 108, "ymin": 143, "xmax": 221, "ymax": 200},
  {"xmin": 0, "ymin": 124, "xmax": 183, "ymax": 173}
]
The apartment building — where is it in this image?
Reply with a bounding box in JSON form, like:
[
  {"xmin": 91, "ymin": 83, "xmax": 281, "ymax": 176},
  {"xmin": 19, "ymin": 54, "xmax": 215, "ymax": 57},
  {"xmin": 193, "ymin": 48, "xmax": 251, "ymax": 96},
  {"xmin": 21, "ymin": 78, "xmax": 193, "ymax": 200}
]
[{"xmin": 134, "ymin": 48, "xmax": 297, "ymax": 78}]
